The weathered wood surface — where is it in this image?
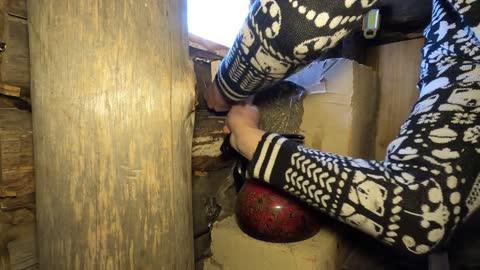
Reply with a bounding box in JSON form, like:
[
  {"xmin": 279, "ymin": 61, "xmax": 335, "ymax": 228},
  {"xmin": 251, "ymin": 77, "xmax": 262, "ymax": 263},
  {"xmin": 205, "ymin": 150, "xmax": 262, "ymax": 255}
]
[
  {"xmin": 193, "ymin": 60, "xmax": 213, "ymax": 111},
  {"xmin": 191, "ymin": 60, "xmax": 233, "ymax": 172},
  {"xmin": 5, "ymin": 0, "xmax": 27, "ymax": 19},
  {"xmin": 8, "ymin": 235, "xmax": 38, "ymax": 270},
  {"xmin": 366, "ymin": 38, "xmax": 423, "ymax": 160},
  {"xmin": 0, "ymin": 98, "xmax": 36, "ymax": 270},
  {"xmin": 0, "ymin": 209, "xmax": 35, "ymax": 230},
  {"xmin": 0, "ymin": 96, "xmax": 16, "ymax": 109},
  {"xmin": 189, "ymin": 34, "xmax": 228, "ymax": 57},
  {"xmin": 191, "ymin": 59, "xmax": 233, "ymax": 261},
  {"xmin": 189, "ymin": 47, "xmax": 223, "ymax": 62},
  {"xmin": 3, "ymin": 222, "xmax": 37, "ymax": 270},
  {"xmin": 1, "ymin": 14, "xmax": 29, "ymax": 87},
  {"xmin": 0, "ymin": 83, "xmax": 21, "ymax": 97},
  {"xmin": 28, "ymin": 0, "xmax": 195, "ymax": 269},
  {"xmin": 0, "ymin": 222, "xmax": 37, "ymax": 270},
  {"xmin": 192, "ymin": 113, "xmax": 231, "ymax": 172},
  {"xmin": 0, "ymin": 251, "xmax": 9, "ymax": 270},
  {"xmin": 0, "ymin": 108, "xmax": 33, "ymax": 197}
]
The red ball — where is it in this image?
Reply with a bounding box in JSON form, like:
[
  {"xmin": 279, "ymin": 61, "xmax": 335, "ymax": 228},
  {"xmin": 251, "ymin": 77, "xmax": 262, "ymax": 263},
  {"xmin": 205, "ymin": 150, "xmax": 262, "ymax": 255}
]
[{"xmin": 235, "ymin": 180, "xmax": 321, "ymax": 243}]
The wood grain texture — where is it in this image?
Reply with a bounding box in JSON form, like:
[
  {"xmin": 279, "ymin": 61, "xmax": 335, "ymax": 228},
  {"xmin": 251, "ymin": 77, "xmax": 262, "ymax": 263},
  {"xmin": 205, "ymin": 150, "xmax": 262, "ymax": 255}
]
[
  {"xmin": 366, "ymin": 38, "xmax": 424, "ymax": 160},
  {"xmin": 0, "ymin": 82, "xmax": 21, "ymax": 97},
  {"xmin": 189, "ymin": 34, "xmax": 229, "ymax": 57},
  {"xmin": 1, "ymin": 15, "xmax": 29, "ymax": 87},
  {"xmin": 7, "ymin": 224, "xmax": 38, "ymax": 270},
  {"xmin": 0, "ymin": 108, "xmax": 33, "ymax": 197},
  {"xmin": 192, "ymin": 113, "xmax": 231, "ymax": 172},
  {"xmin": 28, "ymin": 0, "xmax": 195, "ymax": 269},
  {"xmin": 6, "ymin": 0, "xmax": 27, "ymax": 19}
]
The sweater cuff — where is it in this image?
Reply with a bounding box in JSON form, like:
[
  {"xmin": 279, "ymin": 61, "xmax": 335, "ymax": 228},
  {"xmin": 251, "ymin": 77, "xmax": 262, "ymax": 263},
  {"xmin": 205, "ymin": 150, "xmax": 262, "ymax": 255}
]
[
  {"xmin": 248, "ymin": 132, "xmax": 290, "ymax": 185},
  {"xmin": 214, "ymin": 67, "xmax": 253, "ymax": 103}
]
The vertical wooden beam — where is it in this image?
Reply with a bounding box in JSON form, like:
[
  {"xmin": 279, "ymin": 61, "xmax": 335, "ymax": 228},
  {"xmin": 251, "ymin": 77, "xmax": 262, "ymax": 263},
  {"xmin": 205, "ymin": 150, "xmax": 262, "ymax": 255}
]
[{"xmin": 28, "ymin": 0, "xmax": 195, "ymax": 269}]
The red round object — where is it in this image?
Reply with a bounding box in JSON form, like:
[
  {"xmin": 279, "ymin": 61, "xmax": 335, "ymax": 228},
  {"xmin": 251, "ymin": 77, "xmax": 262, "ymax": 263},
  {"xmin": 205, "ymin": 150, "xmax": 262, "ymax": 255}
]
[{"xmin": 235, "ymin": 180, "xmax": 321, "ymax": 243}]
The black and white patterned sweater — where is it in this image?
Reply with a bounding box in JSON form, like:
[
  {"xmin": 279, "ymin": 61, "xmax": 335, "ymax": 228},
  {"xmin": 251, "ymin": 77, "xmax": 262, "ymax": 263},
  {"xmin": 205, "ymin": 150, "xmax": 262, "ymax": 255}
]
[{"xmin": 215, "ymin": 0, "xmax": 480, "ymax": 255}]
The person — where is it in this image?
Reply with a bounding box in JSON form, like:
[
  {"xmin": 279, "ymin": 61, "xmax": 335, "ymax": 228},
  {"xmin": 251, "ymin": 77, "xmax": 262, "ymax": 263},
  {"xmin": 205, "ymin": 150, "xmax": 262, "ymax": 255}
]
[{"xmin": 204, "ymin": 0, "xmax": 480, "ymax": 256}]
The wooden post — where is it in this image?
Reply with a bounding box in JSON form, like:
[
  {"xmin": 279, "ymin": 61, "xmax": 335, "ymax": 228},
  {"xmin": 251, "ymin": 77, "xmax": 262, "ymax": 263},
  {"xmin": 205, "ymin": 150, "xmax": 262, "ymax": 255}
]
[{"xmin": 28, "ymin": 0, "xmax": 195, "ymax": 269}]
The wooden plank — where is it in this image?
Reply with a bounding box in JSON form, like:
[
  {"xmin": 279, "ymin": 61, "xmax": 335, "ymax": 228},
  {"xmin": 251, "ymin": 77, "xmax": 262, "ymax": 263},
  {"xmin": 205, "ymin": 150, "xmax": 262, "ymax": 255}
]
[
  {"xmin": 0, "ymin": 193, "xmax": 35, "ymax": 211},
  {"xmin": 192, "ymin": 112, "xmax": 231, "ymax": 172},
  {"xmin": 189, "ymin": 33, "xmax": 229, "ymax": 57},
  {"xmin": 0, "ymin": 209, "xmax": 35, "ymax": 227},
  {"xmin": 0, "ymin": 223, "xmax": 37, "ymax": 270},
  {"xmin": 1, "ymin": 15, "xmax": 29, "ymax": 87},
  {"xmin": 28, "ymin": 0, "xmax": 195, "ymax": 269},
  {"xmin": 8, "ymin": 237, "xmax": 38, "ymax": 270},
  {"xmin": 6, "ymin": 0, "xmax": 27, "ymax": 19},
  {"xmin": 0, "ymin": 95, "xmax": 18, "ymax": 109},
  {"xmin": 0, "ymin": 82, "xmax": 20, "ymax": 97},
  {"xmin": 0, "ymin": 250, "xmax": 10, "ymax": 270},
  {"xmin": 189, "ymin": 47, "xmax": 223, "ymax": 61},
  {"xmin": 193, "ymin": 60, "xmax": 213, "ymax": 111},
  {"xmin": 366, "ymin": 38, "xmax": 424, "ymax": 160},
  {"xmin": 0, "ymin": 108, "xmax": 33, "ymax": 197}
]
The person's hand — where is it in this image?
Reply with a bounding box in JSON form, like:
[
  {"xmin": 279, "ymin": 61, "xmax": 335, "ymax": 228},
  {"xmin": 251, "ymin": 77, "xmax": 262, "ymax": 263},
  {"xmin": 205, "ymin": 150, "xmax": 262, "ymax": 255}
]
[
  {"xmin": 224, "ymin": 104, "xmax": 265, "ymax": 160},
  {"xmin": 204, "ymin": 82, "xmax": 230, "ymax": 112}
]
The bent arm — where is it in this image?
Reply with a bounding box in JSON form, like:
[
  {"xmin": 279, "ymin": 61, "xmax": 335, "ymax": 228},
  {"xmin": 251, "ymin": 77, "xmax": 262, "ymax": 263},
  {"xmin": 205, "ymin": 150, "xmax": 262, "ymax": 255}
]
[
  {"xmin": 216, "ymin": 0, "xmax": 378, "ymax": 102},
  {"xmin": 239, "ymin": 0, "xmax": 480, "ymax": 255}
]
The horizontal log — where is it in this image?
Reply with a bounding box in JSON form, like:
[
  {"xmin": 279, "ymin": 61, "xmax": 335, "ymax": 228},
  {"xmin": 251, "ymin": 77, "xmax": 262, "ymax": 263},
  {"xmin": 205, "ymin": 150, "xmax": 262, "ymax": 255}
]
[
  {"xmin": 1, "ymin": 15, "xmax": 29, "ymax": 87},
  {"xmin": 8, "ymin": 234, "xmax": 37, "ymax": 270},
  {"xmin": 193, "ymin": 60, "xmax": 213, "ymax": 110},
  {"xmin": 192, "ymin": 112, "xmax": 232, "ymax": 172},
  {"xmin": 0, "ymin": 83, "xmax": 20, "ymax": 97},
  {"xmin": 6, "ymin": 0, "xmax": 27, "ymax": 19},
  {"xmin": 0, "ymin": 193, "xmax": 34, "ymax": 211},
  {"xmin": 189, "ymin": 33, "xmax": 228, "ymax": 57},
  {"xmin": 0, "ymin": 108, "xmax": 33, "ymax": 197}
]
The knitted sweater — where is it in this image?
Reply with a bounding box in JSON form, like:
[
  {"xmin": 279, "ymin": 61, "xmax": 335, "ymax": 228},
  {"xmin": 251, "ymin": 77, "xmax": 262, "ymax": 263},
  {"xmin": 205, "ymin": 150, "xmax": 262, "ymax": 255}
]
[{"xmin": 216, "ymin": 0, "xmax": 480, "ymax": 255}]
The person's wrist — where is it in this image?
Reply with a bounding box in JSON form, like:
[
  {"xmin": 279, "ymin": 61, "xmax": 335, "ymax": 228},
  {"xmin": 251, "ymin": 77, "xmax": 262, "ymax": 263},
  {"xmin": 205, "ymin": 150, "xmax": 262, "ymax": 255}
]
[
  {"xmin": 231, "ymin": 127, "xmax": 265, "ymax": 161},
  {"xmin": 204, "ymin": 81, "xmax": 231, "ymax": 112}
]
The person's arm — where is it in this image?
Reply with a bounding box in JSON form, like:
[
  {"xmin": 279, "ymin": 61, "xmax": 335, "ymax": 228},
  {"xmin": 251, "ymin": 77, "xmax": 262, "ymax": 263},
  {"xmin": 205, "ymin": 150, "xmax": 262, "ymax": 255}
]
[
  {"xmin": 226, "ymin": 0, "xmax": 480, "ymax": 255},
  {"xmin": 205, "ymin": 0, "xmax": 378, "ymax": 111},
  {"xmin": 443, "ymin": 0, "xmax": 480, "ymax": 40},
  {"xmin": 417, "ymin": 0, "xmax": 480, "ymax": 97}
]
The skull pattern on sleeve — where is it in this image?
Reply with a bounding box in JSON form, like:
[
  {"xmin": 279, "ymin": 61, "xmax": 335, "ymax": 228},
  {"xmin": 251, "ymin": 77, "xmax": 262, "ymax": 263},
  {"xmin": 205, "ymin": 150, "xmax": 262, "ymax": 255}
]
[
  {"xmin": 215, "ymin": 0, "xmax": 378, "ymax": 102},
  {"xmin": 245, "ymin": 0, "xmax": 480, "ymax": 256}
]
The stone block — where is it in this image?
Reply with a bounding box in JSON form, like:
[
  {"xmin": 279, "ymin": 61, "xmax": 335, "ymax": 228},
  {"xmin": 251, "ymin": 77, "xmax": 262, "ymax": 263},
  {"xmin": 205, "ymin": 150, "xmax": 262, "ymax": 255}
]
[{"xmin": 204, "ymin": 216, "xmax": 351, "ymax": 270}]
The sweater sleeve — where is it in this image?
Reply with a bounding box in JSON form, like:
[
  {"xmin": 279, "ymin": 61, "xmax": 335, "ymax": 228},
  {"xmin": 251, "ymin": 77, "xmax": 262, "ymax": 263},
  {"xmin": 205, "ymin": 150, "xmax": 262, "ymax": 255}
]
[
  {"xmin": 444, "ymin": 0, "xmax": 480, "ymax": 40},
  {"xmin": 248, "ymin": 0, "xmax": 480, "ymax": 256},
  {"xmin": 418, "ymin": 0, "xmax": 480, "ymax": 97},
  {"xmin": 215, "ymin": 0, "xmax": 378, "ymax": 102}
]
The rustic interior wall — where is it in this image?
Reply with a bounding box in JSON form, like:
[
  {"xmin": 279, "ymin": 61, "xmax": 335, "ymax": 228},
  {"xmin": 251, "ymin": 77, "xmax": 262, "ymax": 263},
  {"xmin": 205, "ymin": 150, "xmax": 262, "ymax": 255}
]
[
  {"xmin": 0, "ymin": 101, "xmax": 36, "ymax": 270},
  {"xmin": 0, "ymin": 0, "xmax": 29, "ymax": 89},
  {"xmin": 0, "ymin": 1, "xmax": 36, "ymax": 269}
]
